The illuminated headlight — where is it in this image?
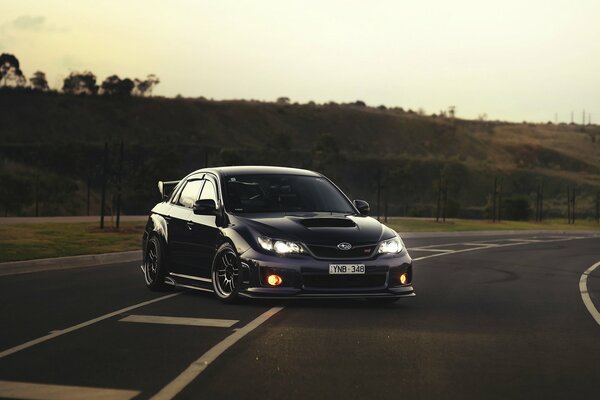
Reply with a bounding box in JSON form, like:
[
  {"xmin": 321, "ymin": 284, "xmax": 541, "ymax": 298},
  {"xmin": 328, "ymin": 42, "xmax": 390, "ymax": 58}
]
[
  {"xmin": 258, "ymin": 237, "xmax": 304, "ymax": 254},
  {"xmin": 378, "ymin": 237, "xmax": 403, "ymax": 254}
]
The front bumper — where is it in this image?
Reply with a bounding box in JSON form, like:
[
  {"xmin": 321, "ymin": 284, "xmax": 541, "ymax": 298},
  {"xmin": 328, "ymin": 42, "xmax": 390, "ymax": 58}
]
[{"xmin": 237, "ymin": 247, "xmax": 415, "ymax": 299}]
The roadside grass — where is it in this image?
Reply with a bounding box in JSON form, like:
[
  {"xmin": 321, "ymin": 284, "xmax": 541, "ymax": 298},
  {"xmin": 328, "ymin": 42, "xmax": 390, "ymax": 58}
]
[
  {"xmin": 0, "ymin": 222, "xmax": 145, "ymax": 263},
  {"xmin": 1, "ymin": 218, "xmax": 599, "ymax": 263},
  {"xmin": 388, "ymin": 218, "xmax": 600, "ymax": 233}
]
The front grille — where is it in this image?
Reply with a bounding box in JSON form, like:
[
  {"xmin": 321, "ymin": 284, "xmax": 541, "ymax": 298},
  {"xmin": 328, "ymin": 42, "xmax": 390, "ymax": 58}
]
[
  {"xmin": 302, "ymin": 273, "xmax": 386, "ymax": 289},
  {"xmin": 307, "ymin": 244, "xmax": 376, "ymax": 259}
]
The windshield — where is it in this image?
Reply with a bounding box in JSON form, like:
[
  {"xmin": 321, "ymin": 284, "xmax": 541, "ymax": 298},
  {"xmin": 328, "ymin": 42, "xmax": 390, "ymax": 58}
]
[{"xmin": 224, "ymin": 174, "xmax": 355, "ymax": 214}]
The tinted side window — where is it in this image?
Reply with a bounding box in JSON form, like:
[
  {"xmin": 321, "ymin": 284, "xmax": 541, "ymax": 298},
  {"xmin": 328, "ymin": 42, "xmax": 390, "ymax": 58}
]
[
  {"xmin": 178, "ymin": 180, "xmax": 203, "ymax": 208},
  {"xmin": 169, "ymin": 181, "xmax": 185, "ymax": 204},
  {"xmin": 199, "ymin": 180, "xmax": 217, "ymax": 201}
]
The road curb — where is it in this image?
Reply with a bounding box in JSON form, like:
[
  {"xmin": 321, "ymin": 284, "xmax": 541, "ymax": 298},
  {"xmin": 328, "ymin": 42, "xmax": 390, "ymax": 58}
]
[{"xmin": 0, "ymin": 250, "xmax": 142, "ymax": 277}]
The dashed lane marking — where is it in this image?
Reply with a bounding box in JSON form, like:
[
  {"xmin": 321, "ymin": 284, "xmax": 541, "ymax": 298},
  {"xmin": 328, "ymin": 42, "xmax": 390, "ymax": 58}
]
[
  {"xmin": 0, "ymin": 292, "xmax": 182, "ymax": 359},
  {"xmin": 0, "ymin": 380, "xmax": 139, "ymax": 400},
  {"xmin": 579, "ymin": 260, "xmax": 600, "ymax": 327},
  {"xmin": 120, "ymin": 315, "xmax": 239, "ymax": 328}
]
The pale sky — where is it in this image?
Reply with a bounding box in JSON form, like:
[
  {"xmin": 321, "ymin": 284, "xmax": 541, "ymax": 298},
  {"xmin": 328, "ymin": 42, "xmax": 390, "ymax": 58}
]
[{"xmin": 1, "ymin": 0, "xmax": 599, "ymax": 122}]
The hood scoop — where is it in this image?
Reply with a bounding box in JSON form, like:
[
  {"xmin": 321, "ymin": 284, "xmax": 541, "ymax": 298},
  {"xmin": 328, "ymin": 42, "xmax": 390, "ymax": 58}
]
[{"xmin": 298, "ymin": 218, "xmax": 356, "ymax": 228}]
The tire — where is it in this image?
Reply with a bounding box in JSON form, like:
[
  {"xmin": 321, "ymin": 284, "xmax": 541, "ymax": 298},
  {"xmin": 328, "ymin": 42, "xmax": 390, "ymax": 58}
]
[
  {"xmin": 143, "ymin": 236, "xmax": 168, "ymax": 291},
  {"xmin": 211, "ymin": 243, "xmax": 243, "ymax": 303}
]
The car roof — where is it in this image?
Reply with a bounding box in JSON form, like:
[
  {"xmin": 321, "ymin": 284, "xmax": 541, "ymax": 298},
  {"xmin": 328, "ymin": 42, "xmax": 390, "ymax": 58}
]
[{"xmin": 189, "ymin": 165, "xmax": 322, "ymax": 179}]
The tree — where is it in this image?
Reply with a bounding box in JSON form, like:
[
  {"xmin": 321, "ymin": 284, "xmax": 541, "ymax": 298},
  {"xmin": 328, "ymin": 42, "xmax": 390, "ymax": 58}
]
[
  {"xmin": 100, "ymin": 75, "xmax": 134, "ymax": 96},
  {"xmin": 133, "ymin": 74, "xmax": 160, "ymax": 96},
  {"xmin": 29, "ymin": 71, "xmax": 49, "ymax": 91},
  {"xmin": 276, "ymin": 97, "xmax": 290, "ymax": 105},
  {"xmin": 448, "ymin": 105, "xmax": 456, "ymax": 118},
  {"xmin": 0, "ymin": 53, "xmax": 26, "ymax": 87},
  {"xmin": 62, "ymin": 71, "xmax": 98, "ymax": 95}
]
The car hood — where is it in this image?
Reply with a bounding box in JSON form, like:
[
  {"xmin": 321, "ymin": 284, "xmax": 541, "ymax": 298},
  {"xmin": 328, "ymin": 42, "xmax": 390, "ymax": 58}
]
[{"xmin": 230, "ymin": 212, "xmax": 395, "ymax": 245}]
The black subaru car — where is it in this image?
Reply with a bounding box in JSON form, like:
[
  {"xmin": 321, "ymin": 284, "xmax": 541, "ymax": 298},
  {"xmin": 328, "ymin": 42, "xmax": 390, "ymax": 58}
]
[{"xmin": 142, "ymin": 166, "xmax": 414, "ymax": 302}]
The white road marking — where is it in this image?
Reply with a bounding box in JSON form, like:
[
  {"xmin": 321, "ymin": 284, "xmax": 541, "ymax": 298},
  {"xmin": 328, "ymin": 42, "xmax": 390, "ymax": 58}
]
[
  {"xmin": 409, "ymin": 248, "xmax": 455, "ymax": 253},
  {"xmin": 120, "ymin": 315, "xmax": 238, "ymax": 328},
  {"xmin": 0, "ymin": 292, "xmax": 182, "ymax": 359},
  {"xmin": 150, "ymin": 306, "xmax": 284, "ymax": 400},
  {"xmin": 411, "ymin": 236, "xmax": 588, "ymax": 261},
  {"xmin": 579, "ymin": 260, "xmax": 600, "ymax": 327},
  {"xmin": 0, "ymin": 380, "xmax": 139, "ymax": 400},
  {"xmin": 409, "ymin": 243, "xmax": 456, "ymax": 249}
]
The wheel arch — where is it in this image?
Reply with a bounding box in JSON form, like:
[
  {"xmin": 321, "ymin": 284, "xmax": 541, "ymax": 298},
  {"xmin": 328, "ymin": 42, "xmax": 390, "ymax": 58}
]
[
  {"xmin": 219, "ymin": 226, "xmax": 252, "ymax": 256},
  {"xmin": 144, "ymin": 213, "xmax": 171, "ymax": 268}
]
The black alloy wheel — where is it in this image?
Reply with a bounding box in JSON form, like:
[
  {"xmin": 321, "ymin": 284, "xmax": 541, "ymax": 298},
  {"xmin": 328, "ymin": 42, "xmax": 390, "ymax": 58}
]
[
  {"xmin": 212, "ymin": 243, "xmax": 242, "ymax": 303},
  {"xmin": 144, "ymin": 236, "xmax": 167, "ymax": 290}
]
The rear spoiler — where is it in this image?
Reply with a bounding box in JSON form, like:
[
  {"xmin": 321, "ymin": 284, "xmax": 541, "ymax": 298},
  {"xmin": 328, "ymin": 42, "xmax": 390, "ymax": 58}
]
[{"xmin": 158, "ymin": 180, "xmax": 180, "ymax": 201}]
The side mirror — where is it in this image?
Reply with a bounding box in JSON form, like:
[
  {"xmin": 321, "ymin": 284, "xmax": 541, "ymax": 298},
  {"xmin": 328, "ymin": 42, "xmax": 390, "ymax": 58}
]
[
  {"xmin": 193, "ymin": 199, "xmax": 217, "ymax": 215},
  {"xmin": 354, "ymin": 199, "xmax": 370, "ymax": 216}
]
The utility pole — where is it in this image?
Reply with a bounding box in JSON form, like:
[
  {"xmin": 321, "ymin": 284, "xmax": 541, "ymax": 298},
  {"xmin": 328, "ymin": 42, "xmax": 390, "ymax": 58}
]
[
  {"xmin": 115, "ymin": 140, "xmax": 124, "ymax": 229},
  {"xmin": 571, "ymin": 111, "xmax": 574, "ymax": 124},
  {"xmin": 492, "ymin": 177, "xmax": 498, "ymax": 223},
  {"xmin": 535, "ymin": 182, "xmax": 544, "ymax": 222},
  {"xmin": 384, "ymin": 185, "xmax": 388, "ymax": 223},
  {"xmin": 535, "ymin": 184, "xmax": 540, "ymax": 222},
  {"xmin": 86, "ymin": 176, "xmax": 91, "ymax": 216},
  {"xmin": 596, "ymin": 192, "xmax": 600, "ymax": 224},
  {"xmin": 34, "ymin": 175, "xmax": 39, "ymax": 217},
  {"xmin": 436, "ymin": 173, "xmax": 442, "ymax": 222},
  {"xmin": 567, "ymin": 187, "xmax": 571, "ymax": 224},
  {"xmin": 376, "ymin": 169, "xmax": 381, "ymax": 221},
  {"xmin": 100, "ymin": 142, "xmax": 109, "ymax": 229},
  {"xmin": 539, "ymin": 182, "xmax": 544, "ymax": 222},
  {"xmin": 572, "ymin": 188, "xmax": 576, "ymax": 224},
  {"xmin": 442, "ymin": 182, "xmax": 448, "ymax": 223},
  {"xmin": 497, "ymin": 178, "xmax": 503, "ymax": 222}
]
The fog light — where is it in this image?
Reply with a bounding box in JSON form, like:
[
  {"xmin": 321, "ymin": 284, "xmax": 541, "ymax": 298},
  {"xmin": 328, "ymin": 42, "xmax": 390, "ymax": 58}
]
[
  {"xmin": 267, "ymin": 274, "xmax": 283, "ymax": 286},
  {"xmin": 400, "ymin": 273, "xmax": 408, "ymax": 285}
]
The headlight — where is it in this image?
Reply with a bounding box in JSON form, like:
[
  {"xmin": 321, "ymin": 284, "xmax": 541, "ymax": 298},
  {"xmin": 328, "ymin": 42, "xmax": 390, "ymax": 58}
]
[
  {"xmin": 378, "ymin": 236, "xmax": 403, "ymax": 254},
  {"xmin": 258, "ymin": 236, "xmax": 304, "ymax": 254}
]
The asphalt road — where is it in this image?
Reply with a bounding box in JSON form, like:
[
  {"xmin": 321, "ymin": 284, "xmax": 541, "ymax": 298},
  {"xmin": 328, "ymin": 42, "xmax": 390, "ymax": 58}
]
[{"xmin": 0, "ymin": 232, "xmax": 599, "ymax": 399}]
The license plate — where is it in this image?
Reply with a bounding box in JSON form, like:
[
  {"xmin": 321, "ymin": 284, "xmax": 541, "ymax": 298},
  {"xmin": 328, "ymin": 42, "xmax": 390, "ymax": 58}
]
[{"xmin": 329, "ymin": 264, "xmax": 366, "ymax": 274}]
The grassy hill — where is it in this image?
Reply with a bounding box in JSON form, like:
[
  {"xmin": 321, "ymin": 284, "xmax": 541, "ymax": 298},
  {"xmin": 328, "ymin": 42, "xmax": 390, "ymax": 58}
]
[{"xmin": 1, "ymin": 89, "xmax": 599, "ymax": 220}]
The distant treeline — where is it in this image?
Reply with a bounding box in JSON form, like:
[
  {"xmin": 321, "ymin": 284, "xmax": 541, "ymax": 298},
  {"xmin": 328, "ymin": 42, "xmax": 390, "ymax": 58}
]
[{"xmin": 0, "ymin": 52, "xmax": 159, "ymax": 96}]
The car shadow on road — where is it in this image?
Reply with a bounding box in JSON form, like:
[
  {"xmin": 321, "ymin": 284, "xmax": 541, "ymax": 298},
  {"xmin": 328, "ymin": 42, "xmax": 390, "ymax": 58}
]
[{"xmin": 167, "ymin": 286, "xmax": 413, "ymax": 310}]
